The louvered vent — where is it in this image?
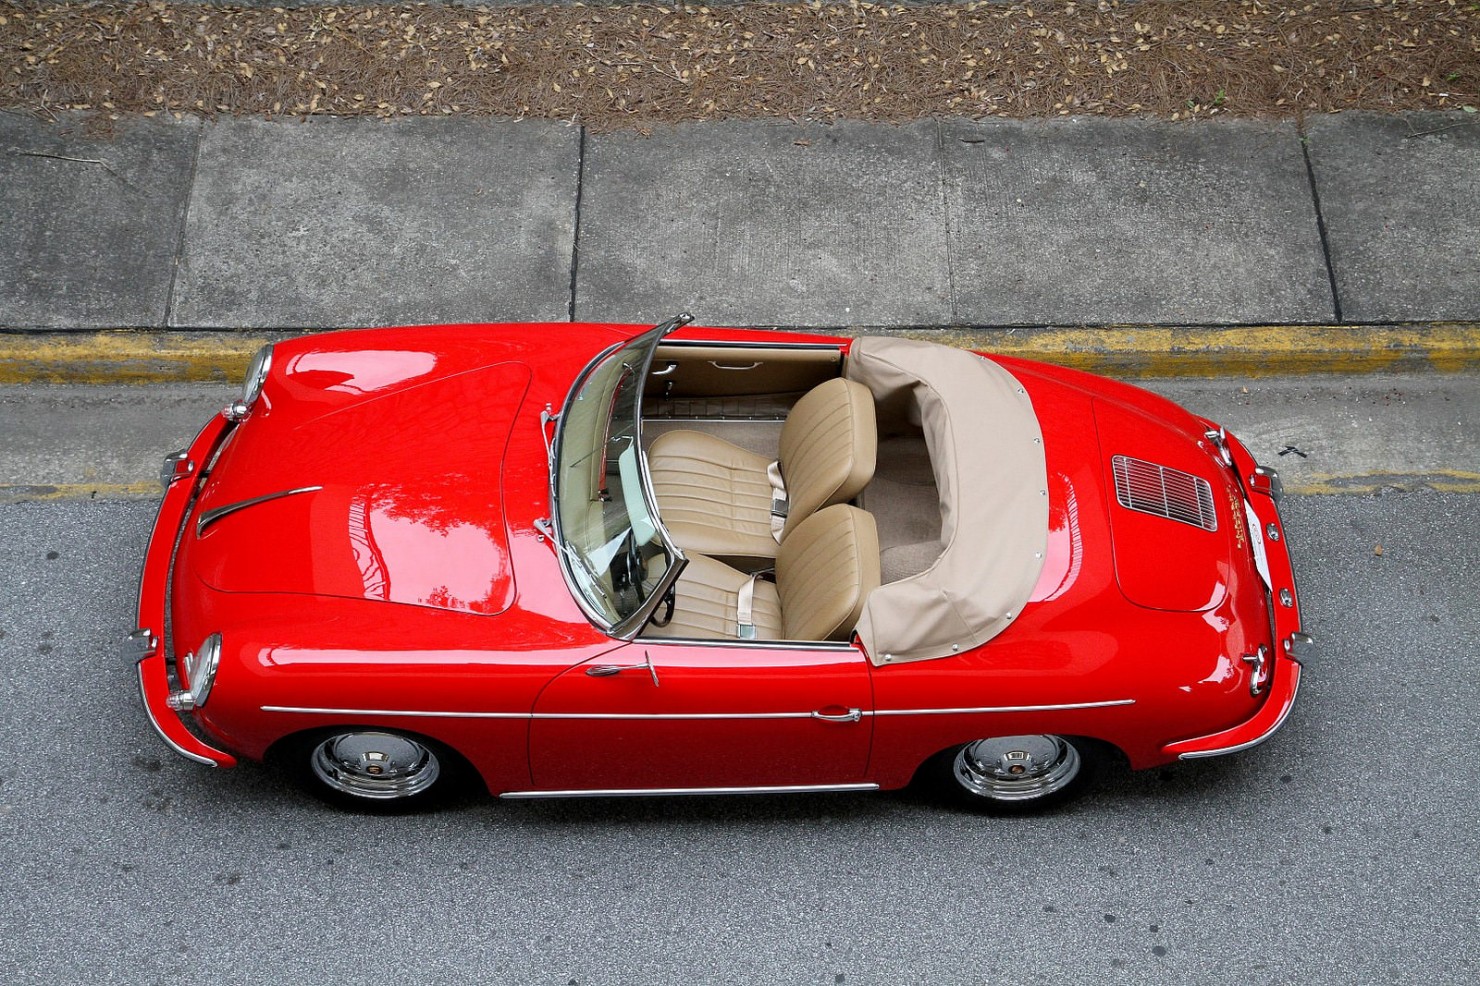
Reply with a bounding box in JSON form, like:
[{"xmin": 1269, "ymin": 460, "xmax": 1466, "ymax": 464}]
[{"xmin": 1112, "ymin": 455, "xmax": 1217, "ymax": 532}]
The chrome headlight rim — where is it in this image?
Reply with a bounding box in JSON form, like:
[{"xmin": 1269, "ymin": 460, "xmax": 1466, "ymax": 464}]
[
  {"xmin": 241, "ymin": 344, "xmax": 274, "ymax": 407},
  {"xmin": 182, "ymin": 632, "xmax": 222, "ymax": 708}
]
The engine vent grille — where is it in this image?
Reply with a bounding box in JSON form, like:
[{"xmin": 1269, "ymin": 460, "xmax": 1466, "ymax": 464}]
[{"xmin": 1112, "ymin": 455, "xmax": 1217, "ymax": 532}]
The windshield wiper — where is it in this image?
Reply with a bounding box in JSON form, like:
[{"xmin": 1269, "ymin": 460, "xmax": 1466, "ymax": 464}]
[
  {"xmin": 534, "ymin": 517, "xmax": 619, "ymax": 612},
  {"xmin": 540, "ymin": 403, "xmax": 559, "ymax": 463}
]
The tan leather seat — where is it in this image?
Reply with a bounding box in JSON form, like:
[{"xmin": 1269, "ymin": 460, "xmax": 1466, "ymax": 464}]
[
  {"xmin": 647, "ymin": 505, "xmax": 881, "ymax": 642},
  {"xmin": 648, "ymin": 377, "xmax": 877, "ymax": 561}
]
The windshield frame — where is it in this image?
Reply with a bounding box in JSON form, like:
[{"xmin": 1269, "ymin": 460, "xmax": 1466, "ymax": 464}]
[{"xmin": 548, "ymin": 314, "xmax": 691, "ymax": 639}]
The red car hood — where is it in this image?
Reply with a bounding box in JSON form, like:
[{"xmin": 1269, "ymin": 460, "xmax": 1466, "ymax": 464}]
[{"xmin": 190, "ymin": 359, "xmax": 532, "ymax": 616}]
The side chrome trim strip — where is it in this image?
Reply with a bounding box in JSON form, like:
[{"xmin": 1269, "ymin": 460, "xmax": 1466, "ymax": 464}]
[
  {"xmin": 196, "ymin": 485, "xmax": 323, "ymax": 536},
  {"xmin": 499, "ymin": 783, "xmax": 879, "ymax": 800},
  {"xmin": 535, "ymin": 711, "xmax": 815, "ymax": 721},
  {"xmin": 261, "ymin": 705, "xmax": 817, "ymax": 721},
  {"xmin": 262, "ymin": 705, "xmax": 527, "ymax": 719},
  {"xmin": 262, "ymin": 699, "xmax": 1133, "ymax": 720},
  {"xmin": 867, "ymin": 699, "xmax": 1135, "ymax": 717}
]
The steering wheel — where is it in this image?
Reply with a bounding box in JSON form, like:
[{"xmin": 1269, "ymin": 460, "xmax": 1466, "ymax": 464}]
[
  {"xmin": 610, "ymin": 529, "xmax": 645, "ymax": 594},
  {"xmin": 648, "ymin": 584, "xmax": 677, "ymax": 627}
]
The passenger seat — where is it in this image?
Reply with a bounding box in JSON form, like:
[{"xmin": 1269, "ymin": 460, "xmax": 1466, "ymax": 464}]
[
  {"xmin": 646, "ymin": 505, "xmax": 881, "ymax": 642},
  {"xmin": 648, "ymin": 377, "xmax": 877, "ymax": 561}
]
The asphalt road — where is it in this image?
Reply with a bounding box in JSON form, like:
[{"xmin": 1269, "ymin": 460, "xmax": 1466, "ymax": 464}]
[{"xmin": 1, "ymin": 490, "xmax": 1476, "ymax": 984}]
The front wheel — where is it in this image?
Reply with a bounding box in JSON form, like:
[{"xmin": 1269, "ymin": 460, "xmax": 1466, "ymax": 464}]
[
  {"xmin": 279, "ymin": 729, "xmax": 469, "ymax": 813},
  {"xmin": 932, "ymin": 734, "xmax": 1097, "ymax": 814}
]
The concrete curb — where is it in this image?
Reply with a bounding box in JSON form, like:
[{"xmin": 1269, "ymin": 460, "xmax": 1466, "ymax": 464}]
[{"xmin": 3, "ymin": 323, "xmax": 1478, "ymax": 385}]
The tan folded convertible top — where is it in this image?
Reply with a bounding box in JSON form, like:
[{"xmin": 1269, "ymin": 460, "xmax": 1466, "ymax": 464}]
[{"xmin": 846, "ymin": 337, "xmax": 1049, "ymax": 665}]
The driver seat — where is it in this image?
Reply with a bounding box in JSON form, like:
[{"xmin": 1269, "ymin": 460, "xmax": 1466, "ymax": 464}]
[
  {"xmin": 646, "ymin": 505, "xmax": 881, "ymax": 642},
  {"xmin": 648, "ymin": 377, "xmax": 877, "ymax": 562}
]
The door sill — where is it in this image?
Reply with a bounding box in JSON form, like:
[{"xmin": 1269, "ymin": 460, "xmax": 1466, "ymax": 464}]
[{"xmin": 499, "ymin": 782, "xmax": 879, "ymax": 800}]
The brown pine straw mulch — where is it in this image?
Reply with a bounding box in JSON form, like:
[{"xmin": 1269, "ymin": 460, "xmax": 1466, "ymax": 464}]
[{"xmin": 1, "ymin": 1, "xmax": 1477, "ymax": 130}]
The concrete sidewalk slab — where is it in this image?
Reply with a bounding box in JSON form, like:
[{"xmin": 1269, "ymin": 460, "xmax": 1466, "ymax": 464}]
[
  {"xmin": 1305, "ymin": 112, "xmax": 1480, "ymax": 322},
  {"xmin": 574, "ymin": 120, "xmax": 951, "ymax": 326},
  {"xmin": 0, "ymin": 114, "xmax": 199, "ymax": 329},
  {"xmin": 941, "ymin": 117, "xmax": 1335, "ymax": 325},
  {"xmin": 172, "ymin": 116, "xmax": 579, "ymax": 328}
]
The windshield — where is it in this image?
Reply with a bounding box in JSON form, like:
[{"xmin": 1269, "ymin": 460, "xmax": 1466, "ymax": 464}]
[{"xmin": 552, "ymin": 319, "xmax": 686, "ymax": 634}]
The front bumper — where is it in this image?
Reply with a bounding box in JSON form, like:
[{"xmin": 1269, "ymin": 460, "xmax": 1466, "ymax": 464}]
[
  {"xmin": 128, "ymin": 413, "xmax": 237, "ymax": 768},
  {"xmin": 1164, "ymin": 429, "xmax": 1312, "ymax": 760}
]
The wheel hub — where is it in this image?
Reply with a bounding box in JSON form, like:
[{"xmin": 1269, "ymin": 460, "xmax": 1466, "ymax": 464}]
[
  {"xmin": 310, "ymin": 731, "xmax": 440, "ymax": 800},
  {"xmin": 953, "ymin": 735, "xmax": 1081, "ymax": 802}
]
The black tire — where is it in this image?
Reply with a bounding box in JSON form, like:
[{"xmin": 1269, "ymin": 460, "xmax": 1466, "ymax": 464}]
[
  {"xmin": 926, "ymin": 734, "xmax": 1099, "ymax": 814},
  {"xmin": 274, "ymin": 728, "xmax": 472, "ymax": 813}
]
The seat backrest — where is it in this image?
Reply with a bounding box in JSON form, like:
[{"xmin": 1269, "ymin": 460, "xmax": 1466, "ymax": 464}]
[
  {"xmin": 777, "ymin": 377, "xmax": 878, "ymax": 537},
  {"xmin": 777, "ymin": 504, "xmax": 882, "ymax": 641}
]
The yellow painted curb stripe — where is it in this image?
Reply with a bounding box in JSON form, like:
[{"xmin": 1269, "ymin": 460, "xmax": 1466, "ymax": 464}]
[
  {"xmin": 1, "ymin": 482, "xmax": 160, "ymax": 502},
  {"xmin": 2, "ymin": 324, "xmax": 1478, "ymax": 384},
  {"xmin": 854, "ymin": 323, "xmax": 1480, "ymax": 377},
  {"xmin": 1285, "ymin": 470, "xmax": 1480, "ymax": 496},
  {"xmin": 0, "ymin": 331, "xmax": 283, "ymax": 385}
]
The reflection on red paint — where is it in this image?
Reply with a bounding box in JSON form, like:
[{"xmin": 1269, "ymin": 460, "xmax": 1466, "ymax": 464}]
[
  {"xmin": 1031, "ymin": 472, "xmax": 1083, "ymax": 602},
  {"xmin": 285, "ymin": 350, "xmax": 438, "ymax": 395},
  {"xmin": 357, "ymin": 499, "xmax": 510, "ymax": 614}
]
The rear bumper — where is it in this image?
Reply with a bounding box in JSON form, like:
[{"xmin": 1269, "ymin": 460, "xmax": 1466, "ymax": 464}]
[
  {"xmin": 1165, "ymin": 659, "xmax": 1301, "ymax": 759},
  {"xmin": 1165, "ymin": 428, "xmax": 1311, "ymax": 761},
  {"xmin": 129, "ymin": 414, "xmax": 237, "ymax": 768}
]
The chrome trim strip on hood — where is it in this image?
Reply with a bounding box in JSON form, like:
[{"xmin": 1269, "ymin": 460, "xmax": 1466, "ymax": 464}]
[{"xmin": 196, "ymin": 485, "xmax": 323, "ymax": 536}]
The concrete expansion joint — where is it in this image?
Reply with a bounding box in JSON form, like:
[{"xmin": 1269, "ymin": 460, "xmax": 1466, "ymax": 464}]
[{"xmin": 2, "ymin": 323, "xmax": 1479, "ymax": 385}]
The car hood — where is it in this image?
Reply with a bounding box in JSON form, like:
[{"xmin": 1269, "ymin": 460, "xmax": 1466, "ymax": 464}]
[{"xmin": 189, "ymin": 360, "xmax": 532, "ymax": 616}]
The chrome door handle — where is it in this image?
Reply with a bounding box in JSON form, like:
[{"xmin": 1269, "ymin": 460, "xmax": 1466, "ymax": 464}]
[
  {"xmin": 585, "ymin": 651, "xmax": 660, "ymax": 687},
  {"xmin": 811, "ymin": 708, "xmax": 861, "ymax": 723},
  {"xmin": 651, "ymin": 362, "xmax": 679, "ymax": 377}
]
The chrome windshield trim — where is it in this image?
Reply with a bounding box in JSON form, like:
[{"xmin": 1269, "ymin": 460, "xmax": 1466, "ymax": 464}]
[
  {"xmin": 549, "ymin": 314, "xmax": 692, "ymax": 637},
  {"xmin": 499, "ymin": 783, "xmax": 879, "ymax": 799},
  {"xmin": 196, "ymin": 485, "xmax": 323, "ymax": 536},
  {"xmin": 868, "ymin": 699, "xmax": 1135, "ymax": 717}
]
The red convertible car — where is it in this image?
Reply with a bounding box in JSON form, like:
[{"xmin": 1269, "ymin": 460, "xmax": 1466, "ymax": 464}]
[{"xmin": 129, "ymin": 315, "xmax": 1311, "ymax": 812}]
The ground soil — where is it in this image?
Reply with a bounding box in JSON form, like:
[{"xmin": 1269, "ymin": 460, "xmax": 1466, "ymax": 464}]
[{"xmin": 2, "ymin": 1, "xmax": 1476, "ymax": 130}]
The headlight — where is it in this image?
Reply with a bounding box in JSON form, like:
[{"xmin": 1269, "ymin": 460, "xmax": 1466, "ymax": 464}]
[
  {"xmin": 169, "ymin": 633, "xmax": 222, "ymax": 711},
  {"xmin": 225, "ymin": 345, "xmax": 274, "ymax": 421},
  {"xmin": 242, "ymin": 344, "xmax": 273, "ymax": 406}
]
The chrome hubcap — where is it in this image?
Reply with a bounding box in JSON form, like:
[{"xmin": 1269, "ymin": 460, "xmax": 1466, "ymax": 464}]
[
  {"xmin": 952, "ymin": 735, "xmax": 1080, "ymax": 802},
  {"xmin": 310, "ymin": 732, "xmax": 440, "ymax": 800}
]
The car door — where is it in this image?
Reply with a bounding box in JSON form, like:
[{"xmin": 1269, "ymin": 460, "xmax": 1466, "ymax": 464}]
[{"xmin": 526, "ymin": 640, "xmax": 873, "ymax": 793}]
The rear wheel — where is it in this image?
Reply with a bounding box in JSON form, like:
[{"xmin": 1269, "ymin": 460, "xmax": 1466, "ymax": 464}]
[
  {"xmin": 933, "ymin": 734, "xmax": 1096, "ymax": 813},
  {"xmin": 280, "ymin": 729, "xmax": 469, "ymax": 812}
]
